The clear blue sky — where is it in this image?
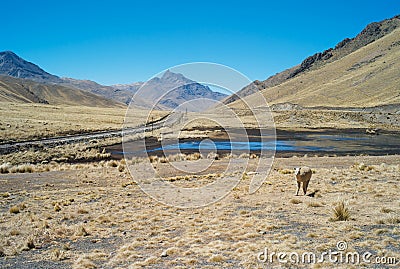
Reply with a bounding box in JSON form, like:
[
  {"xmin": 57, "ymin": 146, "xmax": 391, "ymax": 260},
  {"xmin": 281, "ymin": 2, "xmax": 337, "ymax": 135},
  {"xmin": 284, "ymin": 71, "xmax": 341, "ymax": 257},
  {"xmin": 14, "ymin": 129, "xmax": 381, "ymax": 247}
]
[{"xmin": 2, "ymin": 0, "xmax": 399, "ymax": 85}]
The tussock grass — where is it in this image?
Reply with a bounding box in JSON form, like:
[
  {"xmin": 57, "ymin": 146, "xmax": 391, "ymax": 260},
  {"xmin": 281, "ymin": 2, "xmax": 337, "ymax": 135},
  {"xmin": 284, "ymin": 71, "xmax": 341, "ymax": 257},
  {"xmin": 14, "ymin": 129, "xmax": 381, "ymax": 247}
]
[
  {"xmin": 279, "ymin": 168, "xmax": 293, "ymax": 174},
  {"xmin": 381, "ymin": 207, "xmax": 394, "ymax": 213},
  {"xmin": 8, "ymin": 164, "xmax": 34, "ymax": 173},
  {"xmin": 354, "ymin": 162, "xmax": 374, "ymax": 171},
  {"xmin": 54, "ymin": 203, "xmax": 62, "ymax": 212},
  {"xmin": 208, "ymin": 254, "xmax": 226, "ymax": 263},
  {"xmin": 207, "ymin": 152, "xmax": 219, "ymax": 160},
  {"xmin": 9, "ymin": 205, "xmax": 20, "ymax": 214},
  {"xmin": 73, "ymin": 255, "xmax": 97, "ymax": 269},
  {"xmin": 148, "ymin": 156, "xmax": 158, "ymax": 163},
  {"xmin": 10, "ymin": 229, "xmax": 20, "ymax": 236},
  {"xmin": 290, "ymin": 198, "xmax": 302, "ymax": 204},
  {"xmin": 307, "ymin": 201, "xmax": 323, "ymax": 207},
  {"xmin": 74, "ymin": 225, "xmax": 89, "ymax": 236},
  {"xmin": 50, "ymin": 248, "xmax": 68, "ymax": 261},
  {"xmin": 77, "ymin": 208, "xmax": 89, "ymax": 214},
  {"xmin": 2, "ymin": 139, "xmax": 115, "ymax": 166},
  {"xmin": 1, "ymin": 154, "xmax": 399, "ymax": 267},
  {"xmin": 107, "ymin": 160, "xmax": 118, "ymax": 167},
  {"xmin": 186, "ymin": 153, "xmax": 202, "ymax": 161},
  {"xmin": 20, "ymin": 237, "xmax": 35, "ymax": 251},
  {"xmin": 167, "ymin": 153, "xmax": 186, "ymax": 162},
  {"xmin": 386, "ymin": 215, "xmax": 400, "ymax": 224},
  {"xmin": 1, "ymin": 192, "xmax": 10, "ymax": 198},
  {"xmin": 330, "ymin": 201, "xmax": 351, "ymax": 221},
  {"xmin": 159, "ymin": 156, "xmax": 169, "ymax": 163},
  {"xmin": 0, "ymin": 163, "xmax": 12, "ymax": 174}
]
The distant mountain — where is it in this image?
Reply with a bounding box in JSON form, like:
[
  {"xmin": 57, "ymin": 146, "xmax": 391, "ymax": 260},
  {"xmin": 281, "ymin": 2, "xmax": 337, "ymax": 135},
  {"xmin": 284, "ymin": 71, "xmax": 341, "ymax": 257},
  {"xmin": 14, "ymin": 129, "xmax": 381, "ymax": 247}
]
[
  {"xmin": 131, "ymin": 70, "xmax": 227, "ymax": 111},
  {"xmin": 224, "ymin": 15, "xmax": 400, "ymax": 104},
  {"xmin": 111, "ymin": 82, "xmax": 143, "ymax": 93},
  {"xmin": 59, "ymin": 78, "xmax": 139, "ymax": 105},
  {"xmin": 229, "ymin": 16, "xmax": 400, "ymax": 109},
  {"xmin": 0, "ymin": 51, "xmax": 62, "ymax": 83},
  {"xmin": 0, "ymin": 51, "xmax": 226, "ymax": 109},
  {"xmin": 0, "ymin": 75, "xmax": 123, "ymax": 107}
]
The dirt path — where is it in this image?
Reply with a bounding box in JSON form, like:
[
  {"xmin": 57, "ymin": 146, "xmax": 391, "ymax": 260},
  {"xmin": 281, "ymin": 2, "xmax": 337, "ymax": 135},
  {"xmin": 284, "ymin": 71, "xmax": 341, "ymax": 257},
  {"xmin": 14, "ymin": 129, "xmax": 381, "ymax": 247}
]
[{"xmin": 0, "ymin": 113, "xmax": 175, "ymax": 155}]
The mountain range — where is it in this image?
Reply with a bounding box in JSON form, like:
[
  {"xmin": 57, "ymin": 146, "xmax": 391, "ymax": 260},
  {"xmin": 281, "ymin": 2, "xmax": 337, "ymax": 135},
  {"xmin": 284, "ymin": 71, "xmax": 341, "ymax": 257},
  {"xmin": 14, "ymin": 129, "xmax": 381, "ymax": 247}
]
[
  {"xmin": 0, "ymin": 51, "xmax": 227, "ymax": 109},
  {"xmin": 0, "ymin": 74, "xmax": 122, "ymax": 107},
  {"xmin": 1, "ymin": 15, "xmax": 399, "ymax": 111}
]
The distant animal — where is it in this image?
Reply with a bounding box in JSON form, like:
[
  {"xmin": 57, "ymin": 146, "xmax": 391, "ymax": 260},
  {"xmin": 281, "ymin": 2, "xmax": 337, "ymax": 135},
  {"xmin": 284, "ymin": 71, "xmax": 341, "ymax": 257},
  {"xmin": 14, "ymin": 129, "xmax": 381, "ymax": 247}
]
[{"xmin": 294, "ymin": 166, "xmax": 312, "ymax": 196}]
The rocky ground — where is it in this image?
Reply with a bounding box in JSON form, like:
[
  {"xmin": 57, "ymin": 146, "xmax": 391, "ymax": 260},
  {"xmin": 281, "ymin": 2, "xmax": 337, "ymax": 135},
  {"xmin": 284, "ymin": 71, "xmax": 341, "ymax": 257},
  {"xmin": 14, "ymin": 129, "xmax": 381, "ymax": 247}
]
[{"xmin": 0, "ymin": 155, "xmax": 399, "ymax": 268}]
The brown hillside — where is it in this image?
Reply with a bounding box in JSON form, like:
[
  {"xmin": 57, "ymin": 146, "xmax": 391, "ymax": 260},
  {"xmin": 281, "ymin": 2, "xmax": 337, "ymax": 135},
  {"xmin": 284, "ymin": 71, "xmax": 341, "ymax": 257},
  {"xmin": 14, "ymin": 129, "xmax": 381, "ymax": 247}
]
[
  {"xmin": 224, "ymin": 15, "xmax": 400, "ymax": 104},
  {"xmin": 0, "ymin": 75, "xmax": 125, "ymax": 107},
  {"xmin": 231, "ymin": 27, "xmax": 400, "ymax": 109}
]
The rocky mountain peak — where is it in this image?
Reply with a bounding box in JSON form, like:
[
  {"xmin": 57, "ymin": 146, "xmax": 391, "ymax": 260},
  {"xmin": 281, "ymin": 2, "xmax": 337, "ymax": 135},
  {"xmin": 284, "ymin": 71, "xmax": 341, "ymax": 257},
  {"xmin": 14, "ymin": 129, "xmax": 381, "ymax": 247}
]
[
  {"xmin": 0, "ymin": 51, "xmax": 62, "ymax": 83},
  {"xmin": 160, "ymin": 70, "xmax": 191, "ymax": 84}
]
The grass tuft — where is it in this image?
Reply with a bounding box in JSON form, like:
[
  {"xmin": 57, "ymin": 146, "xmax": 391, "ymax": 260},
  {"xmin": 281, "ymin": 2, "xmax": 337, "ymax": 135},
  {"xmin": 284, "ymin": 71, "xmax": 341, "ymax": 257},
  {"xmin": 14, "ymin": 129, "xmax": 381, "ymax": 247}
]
[
  {"xmin": 208, "ymin": 254, "xmax": 226, "ymax": 263},
  {"xmin": 307, "ymin": 201, "xmax": 323, "ymax": 207},
  {"xmin": 9, "ymin": 205, "xmax": 20, "ymax": 214},
  {"xmin": 330, "ymin": 201, "xmax": 351, "ymax": 221},
  {"xmin": 381, "ymin": 207, "xmax": 394, "ymax": 213},
  {"xmin": 290, "ymin": 198, "xmax": 302, "ymax": 204},
  {"xmin": 0, "ymin": 163, "xmax": 12, "ymax": 174}
]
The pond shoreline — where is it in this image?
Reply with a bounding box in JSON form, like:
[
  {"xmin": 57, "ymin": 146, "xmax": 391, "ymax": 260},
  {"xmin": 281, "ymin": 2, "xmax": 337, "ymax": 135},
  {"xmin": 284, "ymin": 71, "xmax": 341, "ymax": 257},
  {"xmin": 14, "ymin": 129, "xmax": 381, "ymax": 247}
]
[{"xmin": 106, "ymin": 127, "xmax": 400, "ymax": 159}]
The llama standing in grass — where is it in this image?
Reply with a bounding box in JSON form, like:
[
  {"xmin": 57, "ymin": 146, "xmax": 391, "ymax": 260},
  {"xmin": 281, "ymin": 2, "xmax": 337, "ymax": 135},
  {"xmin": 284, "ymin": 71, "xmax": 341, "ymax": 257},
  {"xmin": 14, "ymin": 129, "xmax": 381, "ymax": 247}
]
[{"xmin": 294, "ymin": 166, "xmax": 312, "ymax": 196}]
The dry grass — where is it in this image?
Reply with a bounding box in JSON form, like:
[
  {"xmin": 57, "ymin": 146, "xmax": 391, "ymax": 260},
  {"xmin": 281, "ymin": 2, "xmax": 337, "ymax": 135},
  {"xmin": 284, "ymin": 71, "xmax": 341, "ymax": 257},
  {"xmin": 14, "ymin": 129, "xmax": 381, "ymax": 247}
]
[
  {"xmin": 222, "ymin": 30, "xmax": 400, "ymax": 131},
  {"xmin": 0, "ymin": 102, "xmax": 168, "ymax": 143},
  {"xmin": 289, "ymin": 198, "xmax": 302, "ymax": 204},
  {"xmin": 0, "ymin": 163, "xmax": 12, "ymax": 174},
  {"xmin": 0, "ymin": 155, "xmax": 398, "ymax": 268},
  {"xmin": 1, "ymin": 138, "xmax": 117, "ymax": 166},
  {"xmin": 381, "ymin": 207, "xmax": 395, "ymax": 213},
  {"xmin": 0, "ymin": 158, "xmax": 134, "ymax": 175},
  {"xmin": 232, "ymin": 28, "xmax": 400, "ymax": 109},
  {"xmin": 307, "ymin": 201, "xmax": 324, "ymax": 207},
  {"xmin": 9, "ymin": 205, "xmax": 20, "ymax": 214},
  {"xmin": 0, "ymin": 103, "xmax": 125, "ymax": 143},
  {"xmin": 278, "ymin": 168, "xmax": 293, "ymax": 174},
  {"xmin": 330, "ymin": 201, "xmax": 351, "ymax": 221}
]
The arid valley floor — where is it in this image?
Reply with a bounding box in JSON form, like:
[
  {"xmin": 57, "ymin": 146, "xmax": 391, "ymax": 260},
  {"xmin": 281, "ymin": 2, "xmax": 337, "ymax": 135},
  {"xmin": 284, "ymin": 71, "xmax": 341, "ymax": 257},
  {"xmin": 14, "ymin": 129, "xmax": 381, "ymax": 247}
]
[{"xmin": 0, "ymin": 154, "xmax": 399, "ymax": 268}]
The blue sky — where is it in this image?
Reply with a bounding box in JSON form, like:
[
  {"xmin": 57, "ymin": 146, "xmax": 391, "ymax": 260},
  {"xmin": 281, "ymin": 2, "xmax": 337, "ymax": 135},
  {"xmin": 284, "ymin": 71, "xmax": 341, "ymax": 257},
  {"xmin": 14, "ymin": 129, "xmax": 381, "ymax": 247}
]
[{"xmin": 2, "ymin": 0, "xmax": 399, "ymax": 85}]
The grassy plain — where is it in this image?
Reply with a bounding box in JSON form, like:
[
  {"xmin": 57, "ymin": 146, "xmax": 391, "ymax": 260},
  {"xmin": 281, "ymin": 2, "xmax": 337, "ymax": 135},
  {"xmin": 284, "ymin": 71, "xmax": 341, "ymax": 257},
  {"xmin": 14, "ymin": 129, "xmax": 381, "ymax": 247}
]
[
  {"xmin": 0, "ymin": 155, "xmax": 399, "ymax": 268},
  {"xmin": 0, "ymin": 102, "xmax": 170, "ymax": 143}
]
